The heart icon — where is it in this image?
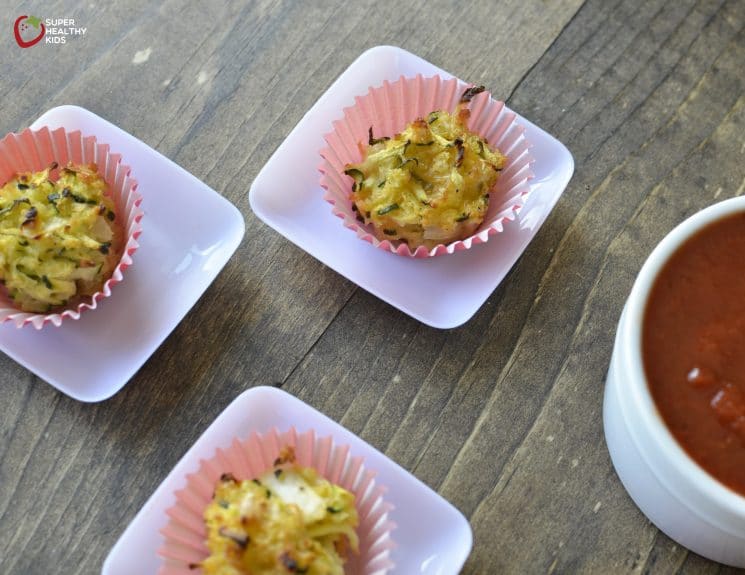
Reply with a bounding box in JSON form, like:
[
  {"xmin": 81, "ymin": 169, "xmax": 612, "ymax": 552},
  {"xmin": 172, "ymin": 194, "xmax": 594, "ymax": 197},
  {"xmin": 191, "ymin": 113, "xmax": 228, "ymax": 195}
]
[{"xmin": 14, "ymin": 15, "xmax": 45, "ymax": 48}]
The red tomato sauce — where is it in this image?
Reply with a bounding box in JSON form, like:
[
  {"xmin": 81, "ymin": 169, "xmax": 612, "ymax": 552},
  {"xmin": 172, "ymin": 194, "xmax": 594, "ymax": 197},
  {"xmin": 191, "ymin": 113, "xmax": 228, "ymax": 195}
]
[{"xmin": 643, "ymin": 212, "xmax": 745, "ymax": 497}]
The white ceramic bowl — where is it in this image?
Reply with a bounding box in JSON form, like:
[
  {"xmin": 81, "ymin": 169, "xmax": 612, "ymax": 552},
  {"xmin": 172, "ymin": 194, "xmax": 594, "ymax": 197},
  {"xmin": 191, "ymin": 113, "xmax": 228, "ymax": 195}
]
[{"xmin": 604, "ymin": 196, "xmax": 745, "ymax": 567}]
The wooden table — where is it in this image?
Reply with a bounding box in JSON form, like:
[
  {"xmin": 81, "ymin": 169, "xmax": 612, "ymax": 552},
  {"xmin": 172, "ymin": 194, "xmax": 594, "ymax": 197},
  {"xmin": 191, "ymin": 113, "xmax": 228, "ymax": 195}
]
[{"xmin": 1, "ymin": 1, "xmax": 743, "ymax": 573}]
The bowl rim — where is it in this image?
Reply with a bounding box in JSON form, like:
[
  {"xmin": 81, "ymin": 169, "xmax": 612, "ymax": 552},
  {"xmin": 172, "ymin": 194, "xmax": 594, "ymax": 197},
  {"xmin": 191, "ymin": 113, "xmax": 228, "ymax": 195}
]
[{"xmin": 621, "ymin": 195, "xmax": 745, "ymax": 517}]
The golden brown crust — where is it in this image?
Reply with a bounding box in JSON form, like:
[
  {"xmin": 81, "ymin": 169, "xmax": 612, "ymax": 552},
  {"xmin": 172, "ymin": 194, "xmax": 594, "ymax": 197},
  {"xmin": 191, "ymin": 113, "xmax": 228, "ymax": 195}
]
[{"xmin": 344, "ymin": 104, "xmax": 504, "ymax": 250}]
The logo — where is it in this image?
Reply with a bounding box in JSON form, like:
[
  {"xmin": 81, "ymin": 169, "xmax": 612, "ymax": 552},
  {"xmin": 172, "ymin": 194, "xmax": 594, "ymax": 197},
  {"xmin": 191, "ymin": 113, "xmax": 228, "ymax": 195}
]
[
  {"xmin": 13, "ymin": 16, "xmax": 87, "ymax": 47},
  {"xmin": 14, "ymin": 15, "xmax": 45, "ymax": 48}
]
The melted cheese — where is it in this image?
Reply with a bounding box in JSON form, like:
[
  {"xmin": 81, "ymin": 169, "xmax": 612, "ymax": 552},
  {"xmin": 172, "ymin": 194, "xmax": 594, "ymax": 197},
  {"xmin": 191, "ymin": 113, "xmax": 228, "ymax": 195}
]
[{"xmin": 261, "ymin": 469, "xmax": 327, "ymax": 523}]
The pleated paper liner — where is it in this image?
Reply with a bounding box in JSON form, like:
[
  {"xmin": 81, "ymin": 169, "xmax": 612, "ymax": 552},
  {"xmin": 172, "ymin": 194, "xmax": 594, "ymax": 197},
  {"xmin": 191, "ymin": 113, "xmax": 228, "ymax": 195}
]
[
  {"xmin": 158, "ymin": 427, "xmax": 396, "ymax": 575},
  {"xmin": 0, "ymin": 126, "xmax": 143, "ymax": 328},
  {"xmin": 319, "ymin": 74, "xmax": 534, "ymax": 257}
]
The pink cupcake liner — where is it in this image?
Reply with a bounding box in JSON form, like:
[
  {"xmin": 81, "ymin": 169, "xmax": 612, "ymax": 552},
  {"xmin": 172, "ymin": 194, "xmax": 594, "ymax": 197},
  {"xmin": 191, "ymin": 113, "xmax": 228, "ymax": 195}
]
[
  {"xmin": 0, "ymin": 127, "xmax": 143, "ymax": 329},
  {"xmin": 319, "ymin": 74, "xmax": 534, "ymax": 258},
  {"xmin": 158, "ymin": 427, "xmax": 396, "ymax": 575}
]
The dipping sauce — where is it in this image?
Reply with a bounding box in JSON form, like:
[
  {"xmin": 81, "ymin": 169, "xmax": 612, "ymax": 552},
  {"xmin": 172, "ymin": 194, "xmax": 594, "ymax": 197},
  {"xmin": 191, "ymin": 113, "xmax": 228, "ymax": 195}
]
[{"xmin": 643, "ymin": 212, "xmax": 745, "ymax": 497}]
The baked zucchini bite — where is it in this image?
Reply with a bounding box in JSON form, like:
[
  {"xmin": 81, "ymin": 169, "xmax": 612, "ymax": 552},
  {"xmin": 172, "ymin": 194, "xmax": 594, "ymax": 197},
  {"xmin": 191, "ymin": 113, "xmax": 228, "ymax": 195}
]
[
  {"xmin": 345, "ymin": 91, "xmax": 505, "ymax": 250},
  {"xmin": 202, "ymin": 447, "xmax": 358, "ymax": 575},
  {"xmin": 0, "ymin": 163, "xmax": 121, "ymax": 313}
]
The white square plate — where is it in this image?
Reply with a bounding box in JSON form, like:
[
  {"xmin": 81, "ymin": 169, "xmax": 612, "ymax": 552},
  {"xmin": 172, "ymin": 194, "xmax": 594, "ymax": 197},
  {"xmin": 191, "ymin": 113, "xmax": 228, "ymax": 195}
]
[
  {"xmin": 249, "ymin": 45, "xmax": 574, "ymax": 328},
  {"xmin": 103, "ymin": 386, "xmax": 473, "ymax": 574},
  {"xmin": 0, "ymin": 106, "xmax": 245, "ymax": 402}
]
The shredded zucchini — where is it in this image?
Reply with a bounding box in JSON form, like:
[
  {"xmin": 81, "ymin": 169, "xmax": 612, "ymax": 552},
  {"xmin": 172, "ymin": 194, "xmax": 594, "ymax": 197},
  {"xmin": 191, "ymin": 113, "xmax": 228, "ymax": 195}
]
[
  {"xmin": 345, "ymin": 101, "xmax": 504, "ymax": 250},
  {"xmin": 201, "ymin": 446, "xmax": 359, "ymax": 575},
  {"xmin": 0, "ymin": 163, "xmax": 120, "ymax": 312}
]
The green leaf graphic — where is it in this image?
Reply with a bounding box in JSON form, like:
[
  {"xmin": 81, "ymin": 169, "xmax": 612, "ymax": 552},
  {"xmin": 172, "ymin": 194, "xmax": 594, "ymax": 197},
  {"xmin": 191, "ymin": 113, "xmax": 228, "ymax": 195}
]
[{"xmin": 26, "ymin": 16, "xmax": 41, "ymax": 29}]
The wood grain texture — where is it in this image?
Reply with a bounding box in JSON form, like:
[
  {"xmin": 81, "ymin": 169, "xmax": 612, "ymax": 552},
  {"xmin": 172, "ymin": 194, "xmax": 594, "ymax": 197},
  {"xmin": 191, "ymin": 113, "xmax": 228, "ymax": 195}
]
[{"xmin": 0, "ymin": 0, "xmax": 743, "ymax": 573}]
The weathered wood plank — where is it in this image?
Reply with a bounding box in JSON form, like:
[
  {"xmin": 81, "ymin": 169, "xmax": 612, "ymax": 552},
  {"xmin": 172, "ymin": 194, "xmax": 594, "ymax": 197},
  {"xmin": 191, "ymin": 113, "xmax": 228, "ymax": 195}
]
[
  {"xmin": 465, "ymin": 93, "xmax": 744, "ymax": 574},
  {"xmin": 284, "ymin": 0, "xmax": 744, "ymax": 573},
  {"xmin": 0, "ymin": 0, "xmax": 585, "ymax": 573},
  {"xmin": 2, "ymin": 0, "xmax": 743, "ymax": 573}
]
